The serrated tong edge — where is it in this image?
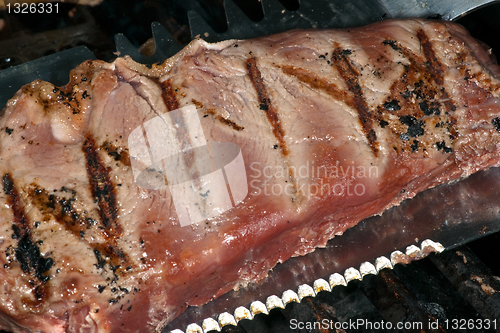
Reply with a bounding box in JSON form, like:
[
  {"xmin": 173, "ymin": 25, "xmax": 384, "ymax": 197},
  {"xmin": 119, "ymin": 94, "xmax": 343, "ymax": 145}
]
[{"xmin": 168, "ymin": 239, "xmax": 445, "ymax": 333}]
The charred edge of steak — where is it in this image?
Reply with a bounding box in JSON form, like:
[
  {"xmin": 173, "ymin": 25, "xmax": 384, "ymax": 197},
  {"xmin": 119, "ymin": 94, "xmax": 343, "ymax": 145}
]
[
  {"xmin": 94, "ymin": 248, "xmax": 107, "ymax": 269},
  {"xmin": 2, "ymin": 174, "xmax": 53, "ymax": 285},
  {"xmin": 436, "ymin": 140, "xmax": 453, "ymax": 153},
  {"xmin": 331, "ymin": 48, "xmax": 378, "ymax": 155},
  {"xmin": 83, "ymin": 135, "xmax": 121, "ymax": 236},
  {"xmin": 493, "ymin": 117, "xmax": 500, "ymax": 132},
  {"xmin": 246, "ymin": 57, "xmax": 289, "ymax": 156},
  {"xmin": 160, "ymin": 79, "xmax": 180, "ymax": 111},
  {"xmin": 50, "ymin": 86, "xmax": 82, "ymax": 115},
  {"xmin": 400, "ymin": 116, "xmax": 424, "ymax": 138},
  {"xmin": 16, "ymin": 234, "xmax": 53, "ymax": 283},
  {"xmin": 101, "ymin": 141, "xmax": 131, "ymax": 166}
]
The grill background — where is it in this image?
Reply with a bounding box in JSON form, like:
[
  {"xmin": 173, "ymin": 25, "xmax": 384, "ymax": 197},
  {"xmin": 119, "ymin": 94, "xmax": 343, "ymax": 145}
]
[{"xmin": 1, "ymin": 1, "xmax": 500, "ymax": 332}]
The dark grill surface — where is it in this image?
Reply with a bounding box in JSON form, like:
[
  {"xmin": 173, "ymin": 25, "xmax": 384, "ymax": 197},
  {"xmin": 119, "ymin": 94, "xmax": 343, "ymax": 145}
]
[{"xmin": 1, "ymin": 1, "xmax": 500, "ymax": 333}]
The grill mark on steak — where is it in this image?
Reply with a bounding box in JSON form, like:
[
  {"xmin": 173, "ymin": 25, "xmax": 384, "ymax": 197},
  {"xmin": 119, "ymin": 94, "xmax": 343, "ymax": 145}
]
[
  {"xmin": 417, "ymin": 31, "xmax": 459, "ymax": 139},
  {"xmin": 30, "ymin": 187, "xmax": 132, "ymax": 285},
  {"xmin": 158, "ymin": 80, "xmax": 203, "ymax": 184},
  {"xmin": 246, "ymin": 57, "xmax": 290, "ymax": 156},
  {"xmin": 380, "ymin": 38, "xmax": 458, "ymax": 153},
  {"xmin": 83, "ymin": 135, "xmax": 122, "ymax": 236},
  {"xmin": 205, "ymin": 109, "xmax": 244, "ymax": 131},
  {"xmin": 192, "ymin": 99, "xmax": 244, "ymax": 131},
  {"xmin": 30, "ymin": 186, "xmax": 88, "ymax": 238},
  {"xmin": 277, "ymin": 65, "xmax": 354, "ymax": 107},
  {"xmin": 81, "ymin": 138, "xmax": 133, "ymax": 281},
  {"xmin": 3, "ymin": 174, "xmax": 29, "ymax": 237},
  {"xmin": 416, "ymin": 29, "xmax": 444, "ymax": 86},
  {"xmin": 246, "ymin": 57, "xmax": 302, "ymax": 202},
  {"xmin": 416, "ymin": 30, "xmax": 458, "ymax": 120},
  {"xmin": 160, "ymin": 79, "xmax": 180, "ymax": 111},
  {"xmin": 2, "ymin": 174, "xmax": 53, "ymax": 306},
  {"xmin": 331, "ymin": 48, "xmax": 378, "ymax": 155},
  {"xmin": 91, "ymin": 243, "xmax": 128, "ymax": 274},
  {"xmin": 91, "ymin": 239, "xmax": 133, "ymax": 304}
]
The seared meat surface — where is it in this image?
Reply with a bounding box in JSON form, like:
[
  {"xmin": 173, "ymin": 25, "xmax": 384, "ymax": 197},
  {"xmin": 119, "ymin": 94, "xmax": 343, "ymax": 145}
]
[{"xmin": 1, "ymin": 19, "xmax": 500, "ymax": 332}]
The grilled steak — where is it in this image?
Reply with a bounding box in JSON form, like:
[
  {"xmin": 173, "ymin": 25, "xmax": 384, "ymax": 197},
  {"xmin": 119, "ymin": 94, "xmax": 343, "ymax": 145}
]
[{"xmin": 1, "ymin": 18, "xmax": 500, "ymax": 333}]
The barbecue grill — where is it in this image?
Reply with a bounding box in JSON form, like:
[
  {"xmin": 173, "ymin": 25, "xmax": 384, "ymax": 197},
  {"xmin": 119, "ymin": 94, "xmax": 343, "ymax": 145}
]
[{"xmin": 1, "ymin": 1, "xmax": 500, "ymax": 332}]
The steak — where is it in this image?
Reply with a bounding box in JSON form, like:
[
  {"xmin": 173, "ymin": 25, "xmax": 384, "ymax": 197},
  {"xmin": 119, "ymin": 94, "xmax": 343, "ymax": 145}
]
[{"xmin": 1, "ymin": 18, "xmax": 500, "ymax": 332}]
